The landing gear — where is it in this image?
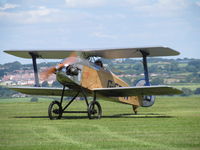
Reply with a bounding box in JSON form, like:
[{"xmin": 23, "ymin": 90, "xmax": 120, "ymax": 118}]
[
  {"xmin": 48, "ymin": 101, "xmax": 62, "ymax": 120},
  {"xmin": 132, "ymin": 105, "xmax": 138, "ymax": 115},
  {"xmin": 88, "ymin": 101, "xmax": 102, "ymax": 119},
  {"xmin": 48, "ymin": 86, "xmax": 102, "ymax": 120}
]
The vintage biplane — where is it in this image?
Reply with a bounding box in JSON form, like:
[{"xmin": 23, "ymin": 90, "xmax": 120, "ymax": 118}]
[{"xmin": 4, "ymin": 47, "xmax": 182, "ymax": 119}]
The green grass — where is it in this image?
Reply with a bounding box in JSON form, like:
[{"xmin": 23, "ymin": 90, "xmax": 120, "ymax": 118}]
[
  {"xmin": 0, "ymin": 96, "xmax": 200, "ymax": 150},
  {"xmin": 172, "ymin": 83, "xmax": 200, "ymax": 90}
]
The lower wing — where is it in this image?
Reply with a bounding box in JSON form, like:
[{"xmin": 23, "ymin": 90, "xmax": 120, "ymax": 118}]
[
  {"xmin": 94, "ymin": 85, "xmax": 182, "ymax": 97},
  {"xmin": 7, "ymin": 85, "xmax": 182, "ymax": 97},
  {"xmin": 7, "ymin": 86, "xmax": 91, "ymax": 97}
]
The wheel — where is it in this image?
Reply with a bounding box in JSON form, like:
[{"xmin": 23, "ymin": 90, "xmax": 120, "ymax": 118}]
[
  {"xmin": 135, "ymin": 79, "xmax": 156, "ymax": 107},
  {"xmin": 88, "ymin": 101, "xmax": 102, "ymax": 119},
  {"xmin": 48, "ymin": 101, "xmax": 62, "ymax": 120}
]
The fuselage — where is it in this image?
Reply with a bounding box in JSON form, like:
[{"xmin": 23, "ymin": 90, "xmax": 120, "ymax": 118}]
[{"xmin": 56, "ymin": 57, "xmax": 142, "ymax": 106}]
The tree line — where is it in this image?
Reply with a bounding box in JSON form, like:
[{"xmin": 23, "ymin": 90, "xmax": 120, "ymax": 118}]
[{"xmin": 0, "ymin": 58, "xmax": 200, "ymax": 98}]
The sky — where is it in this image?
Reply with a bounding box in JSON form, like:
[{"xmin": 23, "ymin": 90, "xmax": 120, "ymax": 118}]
[{"xmin": 0, "ymin": 0, "xmax": 200, "ymax": 64}]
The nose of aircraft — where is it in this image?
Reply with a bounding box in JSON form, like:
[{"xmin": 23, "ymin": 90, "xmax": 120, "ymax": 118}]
[
  {"xmin": 56, "ymin": 64, "xmax": 81, "ymax": 87},
  {"xmin": 40, "ymin": 52, "xmax": 78, "ymax": 80},
  {"xmin": 65, "ymin": 65, "xmax": 81, "ymax": 76}
]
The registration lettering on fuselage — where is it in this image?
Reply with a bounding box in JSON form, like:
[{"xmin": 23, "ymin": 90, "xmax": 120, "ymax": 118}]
[{"xmin": 107, "ymin": 80, "xmax": 128, "ymax": 100}]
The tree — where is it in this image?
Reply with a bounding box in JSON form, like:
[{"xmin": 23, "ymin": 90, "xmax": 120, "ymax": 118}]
[
  {"xmin": 185, "ymin": 65, "xmax": 197, "ymax": 72},
  {"xmin": 188, "ymin": 60, "xmax": 200, "ymax": 69},
  {"xmin": 151, "ymin": 77, "xmax": 164, "ymax": 85},
  {"xmin": 5, "ymin": 61, "xmax": 22, "ymax": 71},
  {"xmin": 194, "ymin": 88, "xmax": 200, "ymax": 95},
  {"xmin": 30, "ymin": 97, "xmax": 38, "ymax": 102},
  {"xmin": 132, "ymin": 63, "xmax": 143, "ymax": 74},
  {"xmin": 186, "ymin": 73, "xmax": 200, "ymax": 83},
  {"xmin": 0, "ymin": 70, "xmax": 5, "ymax": 78},
  {"xmin": 181, "ymin": 88, "xmax": 193, "ymax": 96},
  {"xmin": 0, "ymin": 86, "xmax": 18, "ymax": 98},
  {"xmin": 169, "ymin": 62, "xmax": 179, "ymax": 72},
  {"xmin": 185, "ymin": 60, "xmax": 200, "ymax": 72}
]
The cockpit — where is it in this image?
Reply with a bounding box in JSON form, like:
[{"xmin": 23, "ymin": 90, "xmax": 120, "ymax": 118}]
[
  {"xmin": 94, "ymin": 59, "xmax": 103, "ymax": 68},
  {"xmin": 59, "ymin": 56, "xmax": 106, "ymax": 78}
]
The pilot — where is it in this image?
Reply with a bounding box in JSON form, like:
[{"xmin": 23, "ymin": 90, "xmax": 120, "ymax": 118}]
[{"xmin": 95, "ymin": 59, "xmax": 103, "ymax": 68}]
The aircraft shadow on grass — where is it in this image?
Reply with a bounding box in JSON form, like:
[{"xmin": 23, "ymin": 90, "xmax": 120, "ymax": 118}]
[{"xmin": 13, "ymin": 113, "xmax": 173, "ymax": 120}]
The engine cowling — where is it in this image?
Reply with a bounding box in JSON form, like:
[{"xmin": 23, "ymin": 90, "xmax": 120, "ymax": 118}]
[
  {"xmin": 56, "ymin": 64, "xmax": 81, "ymax": 87},
  {"xmin": 66, "ymin": 65, "xmax": 80, "ymax": 76}
]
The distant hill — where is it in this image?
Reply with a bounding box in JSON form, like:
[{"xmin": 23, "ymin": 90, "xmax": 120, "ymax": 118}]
[
  {"xmin": 104, "ymin": 58, "xmax": 200, "ymax": 85},
  {"xmin": 1, "ymin": 58, "xmax": 200, "ymax": 85}
]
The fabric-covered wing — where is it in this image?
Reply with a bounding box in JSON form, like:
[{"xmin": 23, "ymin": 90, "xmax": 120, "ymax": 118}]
[
  {"xmin": 94, "ymin": 86, "xmax": 182, "ymax": 97},
  {"xmin": 85, "ymin": 47, "xmax": 179, "ymax": 59},
  {"xmin": 8, "ymin": 86, "xmax": 91, "ymax": 96},
  {"xmin": 4, "ymin": 46, "xmax": 180, "ymax": 59},
  {"xmin": 4, "ymin": 50, "xmax": 76, "ymax": 59}
]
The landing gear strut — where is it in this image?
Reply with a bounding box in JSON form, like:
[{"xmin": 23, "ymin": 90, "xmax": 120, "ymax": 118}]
[
  {"xmin": 48, "ymin": 86, "xmax": 102, "ymax": 120},
  {"xmin": 132, "ymin": 105, "xmax": 138, "ymax": 115}
]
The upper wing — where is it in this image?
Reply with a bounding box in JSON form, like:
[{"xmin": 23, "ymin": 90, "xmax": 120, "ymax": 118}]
[
  {"xmin": 4, "ymin": 46, "xmax": 180, "ymax": 59},
  {"xmin": 94, "ymin": 85, "xmax": 182, "ymax": 97},
  {"xmin": 85, "ymin": 46, "xmax": 179, "ymax": 59},
  {"xmin": 4, "ymin": 50, "xmax": 76, "ymax": 59},
  {"xmin": 8, "ymin": 86, "xmax": 92, "ymax": 97}
]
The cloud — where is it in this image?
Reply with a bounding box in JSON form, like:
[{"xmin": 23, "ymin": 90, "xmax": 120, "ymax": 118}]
[
  {"xmin": 125, "ymin": 0, "xmax": 189, "ymax": 17},
  {"xmin": 28, "ymin": 6, "xmax": 56, "ymax": 16},
  {"xmin": 124, "ymin": 0, "xmax": 150, "ymax": 6},
  {"xmin": 92, "ymin": 32, "xmax": 117, "ymax": 39},
  {"xmin": 196, "ymin": 1, "xmax": 200, "ymax": 7},
  {"xmin": 65, "ymin": 0, "xmax": 105, "ymax": 8},
  {"xmin": 0, "ymin": 6, "xmax": 60, "ymax": 24},
  {"xmin": 0, "ymin": 3, "xmax": 19, "ymax": 10}
]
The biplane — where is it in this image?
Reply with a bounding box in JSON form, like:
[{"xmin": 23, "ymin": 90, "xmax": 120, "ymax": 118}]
[{"xmin": 4, "ymin": 46, "xmax": 182, "ymax": 119}]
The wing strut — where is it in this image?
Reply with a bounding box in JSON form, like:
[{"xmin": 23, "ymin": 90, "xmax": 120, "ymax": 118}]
[
  {"xmin": 29, "ymin": 52, "xmax": 40, "ymax": 87},
  {"xmin": 140, "ymin": 50, "xmax": 150, "ymax": 86}
]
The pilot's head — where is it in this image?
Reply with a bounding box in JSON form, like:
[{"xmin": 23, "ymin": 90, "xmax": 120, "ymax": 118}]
[{"xmin": 95, "ymin": 59, "xmax": 103, "ymax": 67}]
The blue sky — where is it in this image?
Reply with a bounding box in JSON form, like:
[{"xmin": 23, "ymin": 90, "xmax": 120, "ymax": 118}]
[{"xmin": 0, "ymin": 0, "xmax": 200, "ymax": 64}]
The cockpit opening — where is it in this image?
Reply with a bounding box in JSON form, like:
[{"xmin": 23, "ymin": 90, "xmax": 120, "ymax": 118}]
[
  {"xmin": 88, "ymin": 56, "xmax": 104, "ymax": 68},
  {"xmin": 94, "ymin": 59, "xmax": 103, "ymax": 68}
]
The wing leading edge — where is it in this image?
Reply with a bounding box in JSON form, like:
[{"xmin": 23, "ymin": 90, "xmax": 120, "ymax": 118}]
[
  {"xmin": 8, "ymin": 86, "xmax": 92, "ymax": 97},
  {"xmin": 94, "ymin": 86, "xmax": 182, "ymax": 97},
  {"xmin": 4, "ymin": 46, "xmax": 180, "ymax": 59}
]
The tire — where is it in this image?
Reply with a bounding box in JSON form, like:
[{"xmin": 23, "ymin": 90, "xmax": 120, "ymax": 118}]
[
  {"xmin": 48, "ymin": 101, "xmax": 62, "ymax": 120},
  {"xmin": 88, "ymin": 101, "xmax": 102, "ymax": 119},
  {"xmin": 135, "ymin": 79, "xmax": 156, "ymax": 107}
]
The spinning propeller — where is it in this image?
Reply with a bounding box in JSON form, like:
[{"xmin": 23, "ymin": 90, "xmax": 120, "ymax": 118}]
[{"xmin": 40, "ymin": 52, "xmax": 77, "ymax": 80}]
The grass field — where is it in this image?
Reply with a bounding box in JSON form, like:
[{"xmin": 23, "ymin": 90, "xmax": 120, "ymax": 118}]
[
  {"xmin": 172, "ymin": 83, "xmax": 200, "ymax": 90},
  {"xmin": 0, "ymin": 96, "xmax": 200, "ymax": 150}
]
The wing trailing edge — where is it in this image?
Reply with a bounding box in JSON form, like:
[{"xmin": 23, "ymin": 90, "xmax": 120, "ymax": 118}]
[{"xmin": 94, "ymin": 85, "xmax": 182, "ymax": 97}]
